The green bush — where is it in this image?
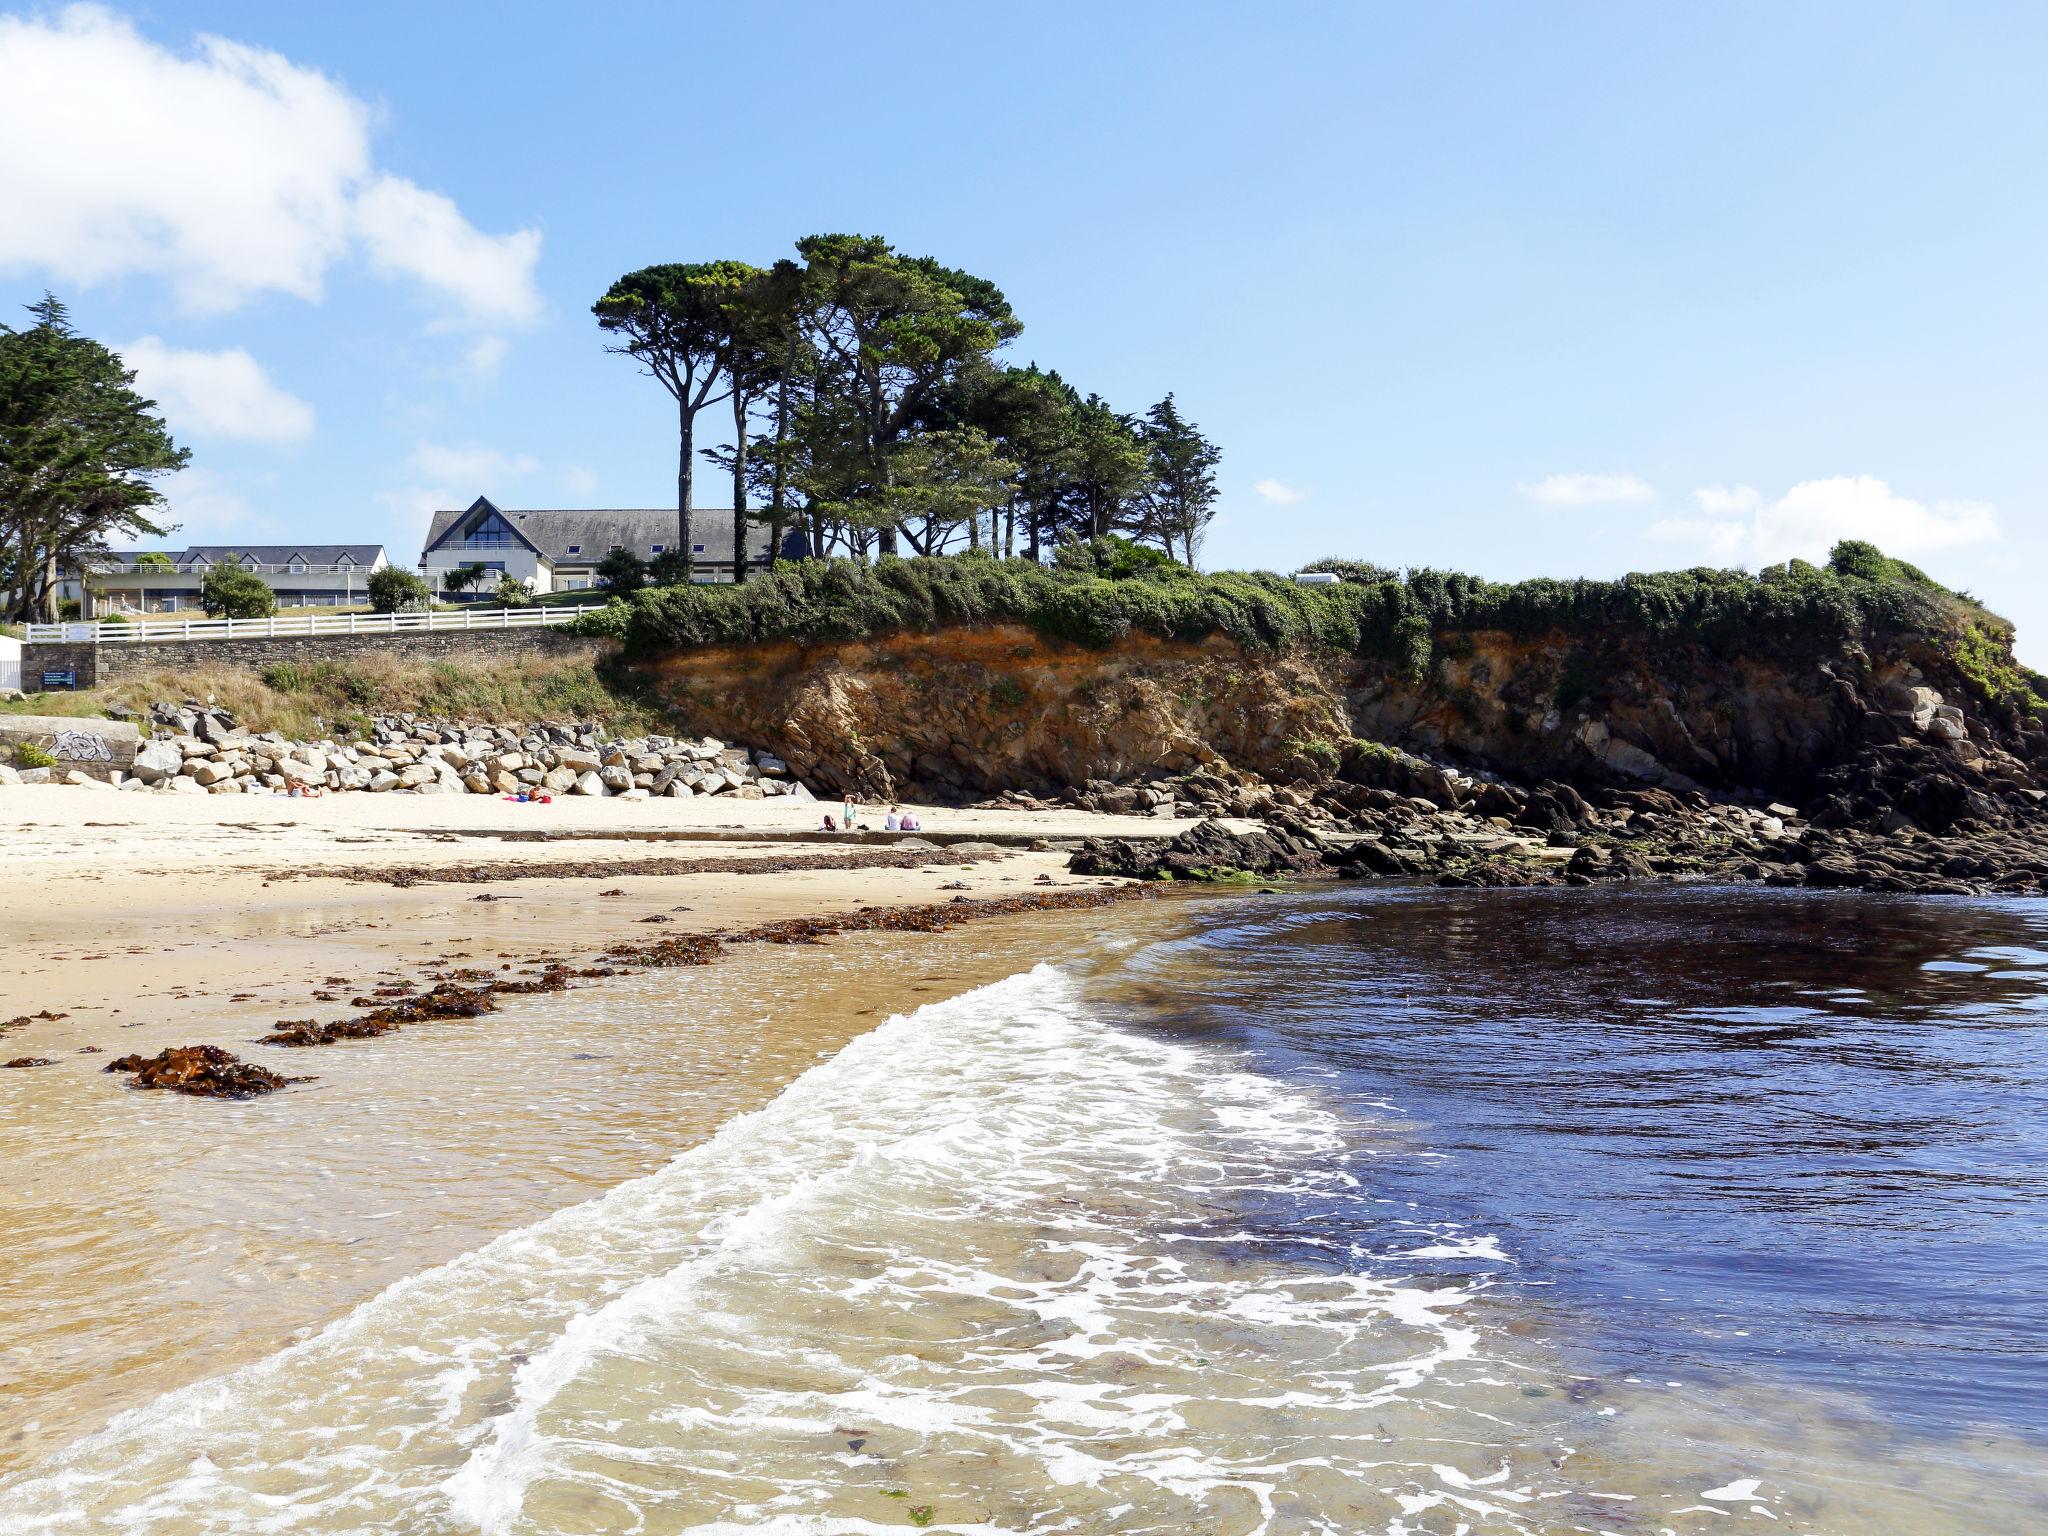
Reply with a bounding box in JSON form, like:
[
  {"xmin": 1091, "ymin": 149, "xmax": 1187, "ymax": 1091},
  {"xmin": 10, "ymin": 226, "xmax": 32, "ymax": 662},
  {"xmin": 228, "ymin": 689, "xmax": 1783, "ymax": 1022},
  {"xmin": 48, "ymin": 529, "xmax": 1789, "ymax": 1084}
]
[
  {"xmin": 1954, "ymin": 623, "xmax": 2047, "ymax": 714},
  {"xmin": 571, "ymin": 546, "xmax": 1988, "ymax": 677},
  {"xmin": 200, "ymin": 563, "xmax": 277, "ymax": 619},
  {"xmin": 14, "ymin": 742, "xmax": 57, "ymax": 770},
  {"xmin": 365, "ymin": 566, "xmax": 431, "ymax": 614},
  {"xmin": 596, "ymin": 548, "xmax": 647, "ymax": 594},
  {"xmin": 260, "ymin": 661, "xmax": 307, "ymax": 692}
]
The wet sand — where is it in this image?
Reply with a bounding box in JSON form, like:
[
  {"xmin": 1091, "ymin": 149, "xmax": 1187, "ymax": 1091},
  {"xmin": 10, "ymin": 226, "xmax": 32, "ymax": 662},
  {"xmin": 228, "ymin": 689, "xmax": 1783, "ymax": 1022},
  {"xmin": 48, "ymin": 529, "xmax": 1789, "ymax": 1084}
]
[{"xmin": 0, "ymin": 787, "xmax": 1172, "ymax": 1472}]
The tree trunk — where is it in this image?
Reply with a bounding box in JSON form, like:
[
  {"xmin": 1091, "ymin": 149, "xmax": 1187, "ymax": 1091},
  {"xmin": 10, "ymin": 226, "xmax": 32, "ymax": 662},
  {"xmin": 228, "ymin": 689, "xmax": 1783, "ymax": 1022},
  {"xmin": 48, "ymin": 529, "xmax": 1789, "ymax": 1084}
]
[
  {"xmin": 767, "ymin": 335, "xmax": 794, "ymax": 566},
  {"xmin": 730, "ymin": 387, "xmax": 750, "ymax": 584},
  {"xmin": 677, "ymin": 397, "xmax": 696, "ymax": 584}
]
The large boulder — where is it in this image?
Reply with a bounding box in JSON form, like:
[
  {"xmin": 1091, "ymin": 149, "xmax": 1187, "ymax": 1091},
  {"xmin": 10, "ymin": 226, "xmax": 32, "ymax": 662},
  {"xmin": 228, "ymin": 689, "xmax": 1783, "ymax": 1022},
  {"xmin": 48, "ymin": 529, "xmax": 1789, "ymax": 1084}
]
[
  {"xmin": 0, "ymin": 715, "xmax": 139, "ymax": 780},
  {"xmin": 130, "ymin": 739, "xmax": 184, "ymax": 784}
]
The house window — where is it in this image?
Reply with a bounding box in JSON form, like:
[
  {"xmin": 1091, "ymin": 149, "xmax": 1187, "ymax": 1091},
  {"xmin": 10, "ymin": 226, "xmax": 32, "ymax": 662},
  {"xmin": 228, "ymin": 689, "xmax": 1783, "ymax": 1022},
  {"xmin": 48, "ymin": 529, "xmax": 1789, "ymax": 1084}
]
[
  {"xmin": 566, "ymin": 544, "xmax": 581, "ymax": 555},
  {"xmin": 461, "ymin": 512, "xmax": 518, "ymax": 549},
  {"xmin": 337, "ymin": 554, "xmax": 356, "ymax": 567},
  {"xmin": 287, "ymin": 559, "xmax": 307, "ymax": 573},
  {"xmin": 692, "ymin": 544, "xmax": 704, "ymax": 553},
  {"xmin": 240, "ymin": 555, "xmax": 259, "ymax": 569},
  {"xmin": 650, "ymin": 544, "xmax": 665, "ymax": 554}
]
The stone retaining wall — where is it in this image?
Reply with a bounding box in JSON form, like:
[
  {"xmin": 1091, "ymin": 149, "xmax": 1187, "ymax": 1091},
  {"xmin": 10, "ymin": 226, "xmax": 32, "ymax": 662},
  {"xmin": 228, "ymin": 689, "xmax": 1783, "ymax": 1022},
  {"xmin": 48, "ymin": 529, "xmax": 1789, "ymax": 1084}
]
[
  {"xmin": 17, "ymin": 640, "xmax": 100, "ymax": 690},
  {"xmin": 21, "ymin": 626, "xmax": 586, "ymax": 691}
]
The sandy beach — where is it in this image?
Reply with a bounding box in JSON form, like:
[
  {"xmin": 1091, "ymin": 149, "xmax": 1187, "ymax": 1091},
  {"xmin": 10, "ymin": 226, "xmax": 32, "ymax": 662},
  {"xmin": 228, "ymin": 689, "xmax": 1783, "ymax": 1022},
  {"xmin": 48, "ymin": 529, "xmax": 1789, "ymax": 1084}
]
[{"xmin": 0, "ymin": 785, "xmax": 1188, "ymax": 1473}]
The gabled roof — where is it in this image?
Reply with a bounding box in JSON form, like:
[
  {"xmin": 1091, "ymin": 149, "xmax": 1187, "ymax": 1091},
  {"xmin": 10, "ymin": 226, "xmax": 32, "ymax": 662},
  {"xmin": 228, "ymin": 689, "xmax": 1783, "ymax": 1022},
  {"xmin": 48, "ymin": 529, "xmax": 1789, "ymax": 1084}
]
[
  {"xmin": 422, "ymin": 497, "xmax": 546, "ymax": 559},
  {"xmin": 422, "ymin": 500, "xmax": 772, "ymax": 565},
  {"xmin": 89, "ymin": 545, "xmax": 386, "ymax": 567}
]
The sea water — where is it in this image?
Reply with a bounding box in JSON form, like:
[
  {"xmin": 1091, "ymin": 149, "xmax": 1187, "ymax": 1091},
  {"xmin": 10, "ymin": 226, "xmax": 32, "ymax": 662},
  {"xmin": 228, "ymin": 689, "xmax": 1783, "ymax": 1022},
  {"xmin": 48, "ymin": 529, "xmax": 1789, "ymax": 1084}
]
[{"xmin": 2, "ymin": 886, "xmax": 2044, "ymax": 1533}]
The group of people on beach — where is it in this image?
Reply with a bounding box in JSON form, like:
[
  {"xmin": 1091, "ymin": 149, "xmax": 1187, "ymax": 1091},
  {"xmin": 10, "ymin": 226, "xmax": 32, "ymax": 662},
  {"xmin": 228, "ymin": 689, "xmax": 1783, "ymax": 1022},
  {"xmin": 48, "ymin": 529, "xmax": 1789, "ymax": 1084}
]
[{"xmin": 820, "ymin": 796, "xmax": 921, "ymax": 834}]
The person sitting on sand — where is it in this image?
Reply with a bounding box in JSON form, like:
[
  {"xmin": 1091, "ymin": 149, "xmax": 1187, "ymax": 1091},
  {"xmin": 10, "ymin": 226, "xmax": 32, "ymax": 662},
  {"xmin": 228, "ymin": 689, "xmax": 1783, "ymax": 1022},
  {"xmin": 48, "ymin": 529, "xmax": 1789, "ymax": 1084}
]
[
  {"xmin": 899, "ymin": 808, "xmax": 922, "ymax": 832},
  {"xmin": 884, "ymin": 805, "xmax": 901, "ymax": 832},
  {"xmin": 821, "ymin": 813, "xmax": 838, "ymax": 832}
]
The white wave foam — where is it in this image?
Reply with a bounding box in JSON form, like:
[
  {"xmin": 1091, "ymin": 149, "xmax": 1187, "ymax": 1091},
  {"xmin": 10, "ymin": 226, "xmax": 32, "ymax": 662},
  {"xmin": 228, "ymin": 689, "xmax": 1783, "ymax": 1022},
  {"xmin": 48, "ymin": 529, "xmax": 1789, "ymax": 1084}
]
[{"xmin": 0, "ymin": 962, "xmax": 1531, "ymax": 1536}]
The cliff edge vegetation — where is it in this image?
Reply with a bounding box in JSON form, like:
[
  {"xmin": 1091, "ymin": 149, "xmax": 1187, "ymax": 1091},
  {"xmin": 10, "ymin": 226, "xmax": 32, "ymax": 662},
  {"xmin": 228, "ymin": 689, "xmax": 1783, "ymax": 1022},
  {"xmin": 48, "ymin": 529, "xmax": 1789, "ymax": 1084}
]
[{"xmin": 574, "ymin": 539, "xmax": 2044, "ymax": 808}]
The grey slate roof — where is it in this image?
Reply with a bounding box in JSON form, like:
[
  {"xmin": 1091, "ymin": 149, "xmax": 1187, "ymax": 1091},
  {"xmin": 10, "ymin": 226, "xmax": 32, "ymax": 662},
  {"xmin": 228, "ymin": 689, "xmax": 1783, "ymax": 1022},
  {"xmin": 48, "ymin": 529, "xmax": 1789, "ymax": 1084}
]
[
  {"xmin": 423, "ymin": 500, "xmax": 771, "ymax": 565},
  {"xmin": 93, "ymin": 545, "xmax": 385, "ymax": 567}
]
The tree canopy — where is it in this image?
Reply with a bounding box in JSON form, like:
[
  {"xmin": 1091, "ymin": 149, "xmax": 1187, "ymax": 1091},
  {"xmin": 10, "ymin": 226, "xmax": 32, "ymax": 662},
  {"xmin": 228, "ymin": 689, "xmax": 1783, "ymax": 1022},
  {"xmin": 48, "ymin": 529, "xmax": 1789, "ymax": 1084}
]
[
  {"xmin": 1, "ymin": 295, "xmax": 187, "ymax": 622},
  {"xmin": 595, "ymin": 238, "xmax": 1225, "ymax": 578}
]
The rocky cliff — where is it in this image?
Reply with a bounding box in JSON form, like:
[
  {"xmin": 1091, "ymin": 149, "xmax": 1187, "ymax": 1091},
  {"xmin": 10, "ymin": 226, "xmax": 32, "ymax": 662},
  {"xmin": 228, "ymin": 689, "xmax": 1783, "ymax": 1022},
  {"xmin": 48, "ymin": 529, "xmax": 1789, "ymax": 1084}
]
[{"xmin": 630, "ymin": 605, "xmax": 2047, "ymax": 822}]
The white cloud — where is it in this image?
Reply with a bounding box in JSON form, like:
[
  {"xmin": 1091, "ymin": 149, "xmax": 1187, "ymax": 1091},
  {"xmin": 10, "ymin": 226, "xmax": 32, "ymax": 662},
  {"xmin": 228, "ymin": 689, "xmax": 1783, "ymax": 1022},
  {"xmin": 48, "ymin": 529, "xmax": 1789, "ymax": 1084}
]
[
  {"xmin": 462, "ymin": 334, "xmax": 512, "ymax": 378},
  {"xmin": 1520, "ymin": 472, "xmax": 1657, "ymax": 506},
  {"xmin": 123, "ymin": 336, "xmax": 314, "ymax": 443},
  {"xmin": 355, "ymin": 177, "xmax": 541, "ymax": 327},
  {"xmin": 560, "ymin": 465, "xmax": 599, "ymax": 498},
  {"xmin": 375, "ymin": 440, "xmax": 541, "ymax": 550},
  {"xmin": 0, "ymin": 5, "xmax": 540, "ymax": 324},
  {"xmin": 1649, "ymin": 475, "xmax": 2000, "ymax": 565},
  {"xmin": 408, "ymin": 440, "xmax": 539, "ymax": 485},
  {"xmin": 1690, "ymin": 483, "xmax": 1764, "ymax": 519},
  {"xmin": 1253, "ymin": 478, "xmax": 1306, "ymax": 506}
]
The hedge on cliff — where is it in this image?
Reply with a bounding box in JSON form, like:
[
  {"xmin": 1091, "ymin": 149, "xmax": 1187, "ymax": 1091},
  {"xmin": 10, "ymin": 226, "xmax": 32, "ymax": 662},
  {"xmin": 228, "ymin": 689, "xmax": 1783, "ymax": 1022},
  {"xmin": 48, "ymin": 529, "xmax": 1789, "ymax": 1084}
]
[{"xmin": 573, "ymin": 540, "xmax": 1995, "ymax": 678}]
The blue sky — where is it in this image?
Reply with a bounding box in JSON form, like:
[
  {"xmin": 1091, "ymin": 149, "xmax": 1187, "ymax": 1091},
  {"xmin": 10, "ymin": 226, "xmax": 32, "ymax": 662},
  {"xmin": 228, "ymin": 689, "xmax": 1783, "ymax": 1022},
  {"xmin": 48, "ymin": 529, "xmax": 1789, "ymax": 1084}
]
[{"xmin": 4, "ymin": 2, "xmax": 2046, "ymax": 656}]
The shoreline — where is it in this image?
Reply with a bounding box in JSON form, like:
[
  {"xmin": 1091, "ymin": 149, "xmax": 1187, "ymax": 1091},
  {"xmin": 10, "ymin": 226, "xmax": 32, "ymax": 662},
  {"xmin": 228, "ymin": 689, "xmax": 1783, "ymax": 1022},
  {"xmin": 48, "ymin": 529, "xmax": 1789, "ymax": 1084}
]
[{"xmin": 0, "ymin": 788, "xmax": 1199, "ymax": 1471}]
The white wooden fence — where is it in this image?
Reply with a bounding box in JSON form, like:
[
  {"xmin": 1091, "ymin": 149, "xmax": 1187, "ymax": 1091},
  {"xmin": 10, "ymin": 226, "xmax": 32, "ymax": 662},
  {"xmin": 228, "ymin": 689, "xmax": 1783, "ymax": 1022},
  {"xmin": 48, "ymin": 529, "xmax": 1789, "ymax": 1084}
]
[
  {"xmin": 0, "ymin": 635, "xmax": 20, "ymax": 691},
  {"xmin": 23, "ymin": 604, "xmax": 605, "ymax": 645}
]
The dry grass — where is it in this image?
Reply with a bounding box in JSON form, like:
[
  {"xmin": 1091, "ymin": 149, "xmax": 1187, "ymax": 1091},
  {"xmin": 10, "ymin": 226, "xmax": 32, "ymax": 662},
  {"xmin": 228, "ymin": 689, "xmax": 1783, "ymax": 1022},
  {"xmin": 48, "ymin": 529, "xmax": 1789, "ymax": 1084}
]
[{"xmin": 0, "ymin": 644, "xmax": 670, "ymax": 740}]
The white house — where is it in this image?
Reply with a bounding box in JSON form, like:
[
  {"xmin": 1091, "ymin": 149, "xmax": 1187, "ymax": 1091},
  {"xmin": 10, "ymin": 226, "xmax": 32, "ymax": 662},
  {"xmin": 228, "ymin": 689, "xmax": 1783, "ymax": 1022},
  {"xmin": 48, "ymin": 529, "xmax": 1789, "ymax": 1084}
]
[
  {"xmin": 62, "ymin": 545, "xmax": 389, "ymax": 615},
  {"xmin": 419, "ymin": 497, "xmax": 776, "ymax": 597}
]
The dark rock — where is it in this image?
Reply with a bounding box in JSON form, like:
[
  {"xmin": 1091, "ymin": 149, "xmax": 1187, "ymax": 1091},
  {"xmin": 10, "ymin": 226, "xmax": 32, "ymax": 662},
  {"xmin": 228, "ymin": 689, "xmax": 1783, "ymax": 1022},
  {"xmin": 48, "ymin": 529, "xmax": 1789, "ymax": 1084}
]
[{"xmin": 1068, "ymin": 819, "xmax": 1327, "ymax": 882}]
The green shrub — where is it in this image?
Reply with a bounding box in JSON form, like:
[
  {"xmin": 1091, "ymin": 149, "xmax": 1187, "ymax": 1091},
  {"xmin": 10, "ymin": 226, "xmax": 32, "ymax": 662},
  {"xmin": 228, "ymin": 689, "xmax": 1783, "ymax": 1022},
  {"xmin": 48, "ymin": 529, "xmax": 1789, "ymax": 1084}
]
[
  {"xmin": 365, "ymin": 566, "xmax": 431, "ymax": 614},
  {"xmin": 260, "ymin": 661, "xmax": 307, "ymax": 692},
  {"xmin": 596, "ymin": 548, "xmax": 646, "ymax": 594},
  {"xmin": 14, "ymin": 742, "xmax": 57, "ymax": 770},
  {"xmin": 200, "ymin": 564, "xmax": 277, "ymax": 619},
  {"xmin": 576, "ymin": 546, "xmax": 1989, "ymax": 679},
  {"xmin": 1954, "ymin": 623, "xmax": 2047, "ymax": 714},
  {"xmin": 567, "ymin": 599, "xmax": 633, "ymax": 640}
]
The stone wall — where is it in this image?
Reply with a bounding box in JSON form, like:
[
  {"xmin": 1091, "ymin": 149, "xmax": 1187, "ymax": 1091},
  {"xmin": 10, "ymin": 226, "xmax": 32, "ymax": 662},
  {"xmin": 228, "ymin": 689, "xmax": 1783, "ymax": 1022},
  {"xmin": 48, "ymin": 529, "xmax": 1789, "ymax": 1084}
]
[
  {"xmin": 17, "ymin": 641, "xmax": 100, "ymax": 691},
  {"xmin": 21, "ymin": 626, "xmax": 586, "ymax": 691}
]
